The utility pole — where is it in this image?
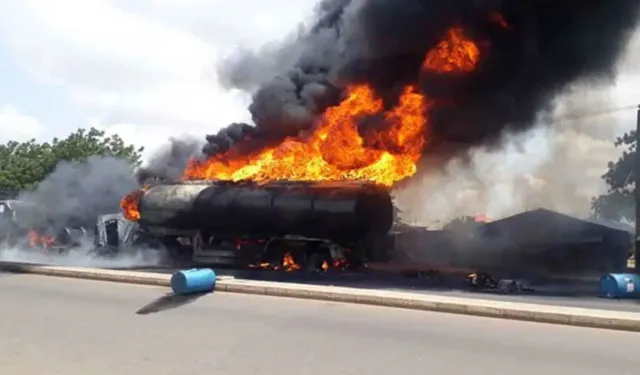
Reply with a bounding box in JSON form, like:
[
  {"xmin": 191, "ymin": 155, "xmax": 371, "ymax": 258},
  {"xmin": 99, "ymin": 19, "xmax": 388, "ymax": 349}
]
[{"xmin": 633, "ymin": 105, "xmax": 640, "ymax": 274}]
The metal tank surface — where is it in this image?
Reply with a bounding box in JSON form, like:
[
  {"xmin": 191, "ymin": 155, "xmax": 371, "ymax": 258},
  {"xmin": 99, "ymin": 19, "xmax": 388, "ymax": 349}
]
[{"xmin": 137, "ymin": 180, "xmax": 394, "ymax": 242}]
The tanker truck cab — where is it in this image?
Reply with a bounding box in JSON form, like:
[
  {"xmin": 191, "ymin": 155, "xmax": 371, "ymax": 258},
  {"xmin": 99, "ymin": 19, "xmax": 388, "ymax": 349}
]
[{"xmin": 94, "ymin": 213, "xmax": 168, "ymax": 256}]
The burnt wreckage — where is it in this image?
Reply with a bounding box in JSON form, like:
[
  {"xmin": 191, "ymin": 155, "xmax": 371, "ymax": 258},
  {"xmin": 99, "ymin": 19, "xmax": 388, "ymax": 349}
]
[
  {"xmin": 124, "ymin": 180, "xmax": 394, "ymax": 269},
  {"xmin": 0, "ymin": 199, "xmax": 87, "ymax": 251}
]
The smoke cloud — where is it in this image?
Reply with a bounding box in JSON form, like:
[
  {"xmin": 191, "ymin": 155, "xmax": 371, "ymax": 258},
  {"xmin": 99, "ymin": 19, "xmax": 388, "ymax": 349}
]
[
  {"xmin": 393, "ymin": 119, "xmax": 627, "ymax": 226},
  {"xmin": 135, "ymin": 136, "xmax": 203, "ymax": 184},
  {"xmin": 0, "ymin": 245, "xmax": 165, "ymax": 269},
  {"xmin": 17, "ymin": 156, "xmax": 138, "ymax": 229},
  {"xmin": 207, "ymin": 0, "xmax": 640, "ymax": 159},
  {"xmin": 193, "ymin": 0, "xmax": 640, "ymax": 226},
  {"xmin": 394, "ymin": 26, "xmax": 640, "ymax": 225},
  {"xmin": 0, "ymin": 155, "xmax": 167, "ymax": 268}
]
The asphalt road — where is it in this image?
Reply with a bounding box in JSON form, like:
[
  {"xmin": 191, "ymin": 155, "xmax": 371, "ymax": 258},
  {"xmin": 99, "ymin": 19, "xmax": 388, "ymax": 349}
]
[{"xmin": 1, "ymin": 273, "xmax": 640, "ymax": 375}]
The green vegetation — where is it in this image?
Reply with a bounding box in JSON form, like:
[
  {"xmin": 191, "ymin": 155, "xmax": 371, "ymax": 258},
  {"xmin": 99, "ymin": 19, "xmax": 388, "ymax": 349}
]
[
  {"xmin": 592, "ymin": 130, "xmax": 635, "ymax": 221},
  {"xmin": 0, "ymin": 128, "xmax": 143, "ymax": 198}
]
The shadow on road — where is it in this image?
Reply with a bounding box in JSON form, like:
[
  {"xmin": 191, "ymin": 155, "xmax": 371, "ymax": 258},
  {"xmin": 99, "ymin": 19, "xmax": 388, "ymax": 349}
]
[{"xmin": 136, "ymin": 292, "xmax": 209, "ymax": 315}]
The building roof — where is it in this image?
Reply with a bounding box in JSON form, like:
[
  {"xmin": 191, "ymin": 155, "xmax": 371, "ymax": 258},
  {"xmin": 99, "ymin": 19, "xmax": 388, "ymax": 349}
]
[{"xmin": 480, "ymin": 208, "xmax": 631, "ymax": 244}]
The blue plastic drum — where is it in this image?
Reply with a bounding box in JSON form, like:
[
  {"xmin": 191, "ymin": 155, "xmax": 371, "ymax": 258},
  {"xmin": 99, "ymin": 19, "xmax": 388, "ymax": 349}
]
[
  {"xmin": 599, "ymin": 273, "xmax": 640, "ymax": 299},
  {"xmin": 171, "ymin": 268, "xmax": 217, "ymax": 295}
]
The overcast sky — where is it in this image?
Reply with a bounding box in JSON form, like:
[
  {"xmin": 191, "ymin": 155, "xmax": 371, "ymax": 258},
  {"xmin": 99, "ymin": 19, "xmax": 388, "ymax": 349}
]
[
  {"xmin": 0, "ymin": 0, "xmax": 318, "ymax": 159},
  {"xmin": 0, "ymin": 0, "xmax": 638, "ymax": 164}
]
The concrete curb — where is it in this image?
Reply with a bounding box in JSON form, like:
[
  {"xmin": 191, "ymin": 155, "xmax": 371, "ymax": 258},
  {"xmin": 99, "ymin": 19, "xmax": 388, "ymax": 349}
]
[
  {"xmin": 2, "ymin": 261, "xmax": 640, "ymax": 333},
  {"xmin": 0, "ymin": 261, "xmax": 172, "ymax": 287}
]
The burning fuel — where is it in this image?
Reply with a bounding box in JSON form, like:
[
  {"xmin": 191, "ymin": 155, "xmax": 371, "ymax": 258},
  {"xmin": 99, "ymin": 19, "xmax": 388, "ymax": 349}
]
[
  {"xmin": 117, "ymin": 0, "xmax": 640, "ymax": 273},
  {"xmin": 27, "ymin": 230, "xmax": 56, "ymax": 250},
  {"xmin": 422, "ymin": 27, "xmax": 480, "ymax": 73},
  {"xmin": 183, "ymin": 27, "xmax": 481, "ymax": 186},
  {"xmin": 125, "ymin": 1, "xmax": 640, "ymax": 193},
  {"xmin": 250, "ymin": 252, "xmax": 302, "ymax": 272},
  {"xmin": 199, "ymin": 0, "xmax": 640, "ymax": 184},
  {"xmin": 250, "ymin": 250, "xmax": 350, "ymax": 273},
  {"xmin": 185, "ymin": 84, "xmax": 427, "ymax": 186},
  {"xmin": 120, "ymin": 186, "xmax": 148, "ymax": 222}
]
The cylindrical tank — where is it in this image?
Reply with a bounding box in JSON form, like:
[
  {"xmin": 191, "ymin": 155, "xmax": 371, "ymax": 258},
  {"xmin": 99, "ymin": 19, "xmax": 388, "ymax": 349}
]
[
  {"xmin": 136, "ymin": 180, "xmax": 394, "ymax": 242},
  {"xmin": 599, "ymin": 273, "xmax": 640, "ymax": 299},
  {"xmin": 171, "ymin": 268, "xmax": 217, "ymax": 295}
]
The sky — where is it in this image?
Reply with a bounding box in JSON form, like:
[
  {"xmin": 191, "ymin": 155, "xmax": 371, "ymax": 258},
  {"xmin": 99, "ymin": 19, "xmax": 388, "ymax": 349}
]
[
  {"xmin": 0, "ymin": 0, "xmax": 319, "ymax": 159},
  {"xmin": 0, "ymin": 0, "xmax": 638, "ymax": 166}
]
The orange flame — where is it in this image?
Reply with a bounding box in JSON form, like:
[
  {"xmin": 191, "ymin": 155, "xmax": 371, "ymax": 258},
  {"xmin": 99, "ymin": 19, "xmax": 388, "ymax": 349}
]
[
  {"xmin": 28, "ymin": 230, "xmax": 56, "ymax": 249},
  {"xmin": 250, "ymin": 252, "xmax": 301, "ymax": 271},
  {"xmin": 184, "ymin": 85, "xmax": 427, "ymax": 187},
  {"xmin": 422, "ymin": 27, "xmax": 480, "ymax": 73},
  {"xmin": 282, "ymin": 252, "xmax": 301, "ymax": 271},
  {"xmin": 121, "ymin": 27, "xmax": 481, "ymax": 219},
  {"xmin": 474, "ymin": 214, "xmax": 492, "ymax": 223},
  {"xmin": 321, "ymin": 261, "xmax": 329, "ymax": 271},
  {"xmin": 120, "ymin": 186, "xmax": 148, "ymax": 221},
  {"xmin": 183, "ymin": 27, "xmax": 480, "ymax": 186},
  {"xmin": 249, "ymin": 262, "xmax": 272, "ymax": 269}
]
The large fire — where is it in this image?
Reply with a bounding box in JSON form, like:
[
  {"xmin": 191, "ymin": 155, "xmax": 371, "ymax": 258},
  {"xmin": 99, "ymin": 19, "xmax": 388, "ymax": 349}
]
[
  {"xmin": 422, "ymin": 27, "xmax": 480, "ymax": 73},
  {"xmin": 120, "ymin": 186, "xmax": 148, "ymax": 221},
  {"xmin": 120, "ymin": 27, "xmax": 481, "ymax": 221},
  {"xmin": 182, "ymin": 26, "xmax": 481, "ymax": 187},
  {"xmin": 117, "ymin": 26, "xmax": 483, "ymax": 273},
  {"xmin": 184, "ymin": 85, "xmax": 425, "ymax": 187}
]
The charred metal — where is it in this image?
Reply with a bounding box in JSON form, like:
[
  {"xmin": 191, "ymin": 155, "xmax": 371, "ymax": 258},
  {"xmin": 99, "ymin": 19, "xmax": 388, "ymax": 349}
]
[{"xmin": 125, "ymin": 180, "xmax": 394, "ymax": 269}]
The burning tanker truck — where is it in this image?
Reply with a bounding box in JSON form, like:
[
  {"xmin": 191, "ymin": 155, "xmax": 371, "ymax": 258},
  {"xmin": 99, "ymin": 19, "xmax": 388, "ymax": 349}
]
[
  {"xmin": 120, "ymin": 180, "xmax": 394, "ymax": 270},
  {"xmin": 120, "ymin": 1, "xmax": 640, "ymax": 270}
]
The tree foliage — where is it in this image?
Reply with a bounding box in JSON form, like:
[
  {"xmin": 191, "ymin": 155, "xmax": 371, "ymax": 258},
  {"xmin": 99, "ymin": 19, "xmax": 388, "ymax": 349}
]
[
  {"xmin": 0, "ymin": 128, "xmax": 144, "ymax": 198},
  {"xmin": 392, "ymin": 204, "xmax": 403, "ymax": 225},
  {"xmin": 592, "ymin": 130, "xmax": 636, "ymax": 221}
]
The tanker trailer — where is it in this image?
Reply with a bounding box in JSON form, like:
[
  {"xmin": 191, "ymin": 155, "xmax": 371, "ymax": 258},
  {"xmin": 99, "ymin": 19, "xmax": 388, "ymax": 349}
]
[{"xmin": 121, "ymin": 180, "xmax": 394, "ymax": 268}]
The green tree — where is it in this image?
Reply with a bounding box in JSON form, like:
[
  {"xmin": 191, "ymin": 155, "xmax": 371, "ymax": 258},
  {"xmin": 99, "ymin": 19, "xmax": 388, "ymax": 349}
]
[
  {"xmin": 0, "ymin": 127, "xmax": 144, "ymax": 197},
  {"xmin": 592, "ymin": 130, "xmax": 635, "ymax": 221},
  {"xmin": 392, "ymin": 204, "xmax": 403, "ymax": 225}
]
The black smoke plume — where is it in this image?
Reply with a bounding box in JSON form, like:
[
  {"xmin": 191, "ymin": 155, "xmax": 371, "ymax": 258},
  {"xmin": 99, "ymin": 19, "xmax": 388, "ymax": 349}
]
[
  {"xmin": 135, "ymin": 137, "xmax": 203, "ymax": 185},
  {"xmin": 206, "ymin": 0, "xmax": 640, "ymax": 161}
]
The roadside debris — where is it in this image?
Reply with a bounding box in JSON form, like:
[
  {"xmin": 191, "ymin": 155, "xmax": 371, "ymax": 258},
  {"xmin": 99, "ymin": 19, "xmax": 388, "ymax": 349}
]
[
  {"xmin": 467, "ymin": 271, "xmax": 534, "ymax": 293},
  {"xmin": 466, "ymin": 271, "xmax": 497, "ymax": 289}
]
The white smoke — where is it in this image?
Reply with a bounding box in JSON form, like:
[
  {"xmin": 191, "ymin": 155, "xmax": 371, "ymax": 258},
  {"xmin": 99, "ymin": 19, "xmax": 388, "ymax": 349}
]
[
  {"xmin": 0, "ymin": 244, "xmax": 166, "ymax": 269},
  {"xmin": 17, "ymin": 155, "xmax": 139, "ymax": 229},
  {"xmin": 394, "ymin": 27, "xmax": 640, "ymax": 227},
  {"xmin": 0, "ymin": 155, "xmax": 168, "ymax": 268}
]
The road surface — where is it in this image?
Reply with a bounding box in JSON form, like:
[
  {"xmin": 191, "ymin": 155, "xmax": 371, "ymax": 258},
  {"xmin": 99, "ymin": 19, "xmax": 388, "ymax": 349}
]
[{"xmin": 1, "ymin": 273, "xmax": 639, "ymax": 375}]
